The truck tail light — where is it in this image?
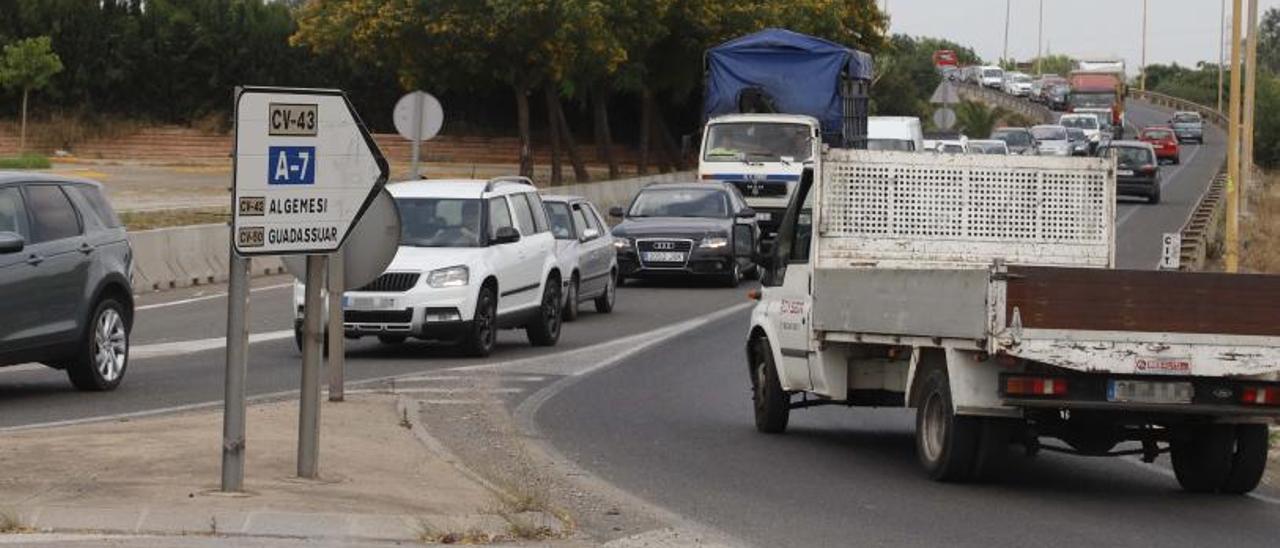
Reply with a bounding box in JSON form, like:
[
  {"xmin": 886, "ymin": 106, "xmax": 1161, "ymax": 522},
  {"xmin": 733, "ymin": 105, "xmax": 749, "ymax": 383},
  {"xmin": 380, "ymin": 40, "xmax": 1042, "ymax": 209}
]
[
  {"xmin": 700, "ymin": 174, "xmax": 715, "ymax": 180},
  {"xmin": 1241, "ymin": 386, "xmax": 1280, "ymax": 406},
  {"xmin": 1005, "ymin": 376, "xmax": 1068, "ymax": 397}
]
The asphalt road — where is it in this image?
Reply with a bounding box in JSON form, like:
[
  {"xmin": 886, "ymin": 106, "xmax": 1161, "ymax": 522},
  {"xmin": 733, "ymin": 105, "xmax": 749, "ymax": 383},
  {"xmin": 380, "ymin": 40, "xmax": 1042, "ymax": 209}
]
[{"xmin": 536, "ymin": 101, "xmax": 1280, "ymax": 547}]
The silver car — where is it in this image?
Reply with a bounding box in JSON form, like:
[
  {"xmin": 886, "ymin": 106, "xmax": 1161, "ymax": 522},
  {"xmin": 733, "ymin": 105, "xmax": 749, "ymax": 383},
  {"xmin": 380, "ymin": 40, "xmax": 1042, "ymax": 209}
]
[
  {"xmin": 1169, "ymin": 111, "xmax": 1204, "ymax": 144},
  {"xmin": 541, "ymin": 194, "xmax": 618, "ymax": 320},
  {"xmin": 1031, "ymin": 125, "xmax": 1072, "ymax": 156},
  {"xmin": 0, "ymin": 173, "xmax": 133, "ymax": 390}
]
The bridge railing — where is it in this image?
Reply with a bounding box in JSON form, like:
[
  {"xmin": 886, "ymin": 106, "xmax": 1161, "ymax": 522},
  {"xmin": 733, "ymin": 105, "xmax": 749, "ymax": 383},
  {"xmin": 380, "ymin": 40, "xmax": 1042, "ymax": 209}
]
[
  {"xmin": 1128, "ymin": 89, "xmax": 1228, "ymax": 128},
  {"xmin": 952, "ymin": 82, "xmax": 1055, "ymax": 124}
]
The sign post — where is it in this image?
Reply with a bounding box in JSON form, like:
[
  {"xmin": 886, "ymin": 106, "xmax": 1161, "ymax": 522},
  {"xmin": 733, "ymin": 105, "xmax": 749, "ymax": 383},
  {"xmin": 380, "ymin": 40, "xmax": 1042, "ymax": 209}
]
[
  {"xmin": 1160, "ymin": 232, "xmax": 1182, "ymax": 270},
  {"xmin": 327, "ymin": 250, "xmax": 345, "ymax": 402},
  {"xmin": 226, "ymin": 86, "xmax": 388, "ymax": 483},
  {"xmin": 393, "ymin": 91, "xmax": 443, "ymax": 178},
  {"xmin": 220, "ymin": 252, "xmax": 250, "ymax": 492}
]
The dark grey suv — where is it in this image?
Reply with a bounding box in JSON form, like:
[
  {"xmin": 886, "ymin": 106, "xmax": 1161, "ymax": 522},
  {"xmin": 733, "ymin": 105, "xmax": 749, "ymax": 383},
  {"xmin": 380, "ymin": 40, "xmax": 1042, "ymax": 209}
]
[{"xmin": 0, "ymin": 173, "xmax": 133, "ymax": 390}]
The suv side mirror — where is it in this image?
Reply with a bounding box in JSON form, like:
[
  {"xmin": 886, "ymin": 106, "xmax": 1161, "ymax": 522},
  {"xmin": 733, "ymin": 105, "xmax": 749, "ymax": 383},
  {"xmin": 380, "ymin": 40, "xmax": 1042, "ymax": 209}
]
[
  {"xmin": 580, "ymin": 228, "xmax": 599, "ymax": 241},
  {"xmin": 736, "ymin": 207, "xmax": 756, "ymax": 219},
  {"xmin": 492, "ymin": 226, "xmax": 521, "ymax": 245},
  {"xmin": 608, "ymin": 206, "xmax": 625, "ymax": 218},
  {"xmin": 0, "ymin": 232, "xmax": 24, "ymax": 254}
]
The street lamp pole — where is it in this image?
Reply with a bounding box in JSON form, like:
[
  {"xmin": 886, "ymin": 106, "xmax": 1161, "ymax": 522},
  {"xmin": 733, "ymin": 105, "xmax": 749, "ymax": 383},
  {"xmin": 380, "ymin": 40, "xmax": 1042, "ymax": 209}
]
[
  {"xmin": 1226, "ymin": 0, "xmax": 1244, "ymax": 273},
  {"xmin": 1243, "ymin": 0, "xmax": 1259, "ymax": 216},
  {"xmin": 1140, "ymin": 0, "xmax": 1148, "ymax": 91},
  {"xmin": 1037, "ymin": 0, "xmax": 1044, "ymax": 75},
  {"xmin": 1003, "ymin": 0, "xmax": 1011, "ymax": 66},
  {"xmin": 1219, "ymin": 0, "xmax": 1227, "ymax": 112}
]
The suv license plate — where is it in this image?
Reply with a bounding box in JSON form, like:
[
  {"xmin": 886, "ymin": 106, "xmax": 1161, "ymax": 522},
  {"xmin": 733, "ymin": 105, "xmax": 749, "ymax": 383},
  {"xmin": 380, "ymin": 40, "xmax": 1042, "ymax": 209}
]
[
  {"xmin": 347, "ymin": 296, "xmax": 396, "ymax": 310},
  {"xmin": 643, "ymin": 251, "xmax": 685, "ymax": 263},
  {"xmin": 1107, "ymin": 380, "xmax": 1193, "ymax": 404}
]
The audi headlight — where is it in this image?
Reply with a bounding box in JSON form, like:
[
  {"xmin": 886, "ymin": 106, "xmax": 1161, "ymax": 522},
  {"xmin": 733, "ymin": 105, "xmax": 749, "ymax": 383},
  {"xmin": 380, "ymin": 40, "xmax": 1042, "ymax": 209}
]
[
  {"xmin": 613, "ymin": 237, "xmax": 632, "ymax": 250},
  {"xmin": 699, "ymin": 236, "xmax": 729, "ymax": 249},
  {"xmin": 427, "ymin": 265, "xmax": 469, "ymax": 288}
]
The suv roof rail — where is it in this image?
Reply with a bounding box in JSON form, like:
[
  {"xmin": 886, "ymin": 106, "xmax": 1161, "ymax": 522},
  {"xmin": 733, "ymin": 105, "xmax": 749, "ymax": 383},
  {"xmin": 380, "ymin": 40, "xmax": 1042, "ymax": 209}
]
[{"xmin": 484, "ymin": 175, "xmax": 535, "ymax": 192}]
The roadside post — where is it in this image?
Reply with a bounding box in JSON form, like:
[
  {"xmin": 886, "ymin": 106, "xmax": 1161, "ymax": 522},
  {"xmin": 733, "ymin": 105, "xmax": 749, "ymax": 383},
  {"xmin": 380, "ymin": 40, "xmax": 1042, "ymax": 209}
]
[
  {"xmin": 327, "ymin": 250, "xmax": 345, "ymax": 402},
  {"xmin": 226, "ymin": 86, "xmax": 388, "ymax": 483},
  {"xmin": 1160, "ymin": 233, "xmax": 1181, "ymax": 271},
  {"xmin": 393, "ymin": 90, "xmax": 444, "ymax": 178},
  {"xmin": 220, "ymin": 252, "xmax": 250, "ymax": 492}
]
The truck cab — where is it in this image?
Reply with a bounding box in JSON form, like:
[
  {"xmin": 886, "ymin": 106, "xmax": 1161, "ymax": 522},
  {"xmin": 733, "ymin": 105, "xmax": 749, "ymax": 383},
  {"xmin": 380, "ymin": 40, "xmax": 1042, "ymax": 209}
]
[{"xmin": 698, "ymin": 113, "xmax": 820, "ymax": 236}]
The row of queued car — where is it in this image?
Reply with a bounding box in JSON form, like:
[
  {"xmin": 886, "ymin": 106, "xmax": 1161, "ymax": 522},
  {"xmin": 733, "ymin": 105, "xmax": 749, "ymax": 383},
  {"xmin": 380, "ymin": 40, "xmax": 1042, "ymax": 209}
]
[{"xmin": 292, "ymin": 175, "xmax": 763, "ymax": 357}]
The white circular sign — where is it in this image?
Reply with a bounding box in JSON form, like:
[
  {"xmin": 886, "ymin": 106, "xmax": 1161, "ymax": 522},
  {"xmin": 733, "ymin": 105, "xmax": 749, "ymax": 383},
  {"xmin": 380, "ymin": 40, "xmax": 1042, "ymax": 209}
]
[
  {"xmin": 283, "ymin": 186, "xmax": 402, "ymax": 291},
  {"xmin": 393, "ymin": 91, "xmax": 443, "ymax": 142},
  {"xmin": 932, "ymin": 107, "xmax": 957, "ymax": 130}
]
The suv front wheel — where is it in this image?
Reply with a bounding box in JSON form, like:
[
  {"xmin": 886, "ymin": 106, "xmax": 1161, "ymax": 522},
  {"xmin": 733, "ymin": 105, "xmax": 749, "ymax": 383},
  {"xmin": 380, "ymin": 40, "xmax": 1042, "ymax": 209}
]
[
  {"xmin": 68, "ymin": 298, "xmax": 130, "ymax": 391},
  {"xmin": 526, "ymin": 276, "xmax": 562, "ymax": 346},
  {"xmin": 464, "ymin": 285, "xmax": 498, "ymax": 357}
]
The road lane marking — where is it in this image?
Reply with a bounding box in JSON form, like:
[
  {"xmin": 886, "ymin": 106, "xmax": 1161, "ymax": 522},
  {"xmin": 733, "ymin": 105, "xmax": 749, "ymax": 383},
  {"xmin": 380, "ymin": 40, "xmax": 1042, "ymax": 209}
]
[
  {"xmin": 1116, "ymin": 143, "xmax": 1203, "ymax": 228},
  {"xmin": 130, "ymin": 329, "xmax": 293, "ymax": 360},
  {"xmin": 135, "ymin": 282, "xmax": 294, "ymax": 311}
]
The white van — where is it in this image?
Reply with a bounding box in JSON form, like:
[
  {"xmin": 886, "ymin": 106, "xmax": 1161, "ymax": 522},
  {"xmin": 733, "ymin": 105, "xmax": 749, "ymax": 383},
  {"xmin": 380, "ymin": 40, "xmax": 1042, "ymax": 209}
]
[
  {"xmin": 867, "ymin": 116, "xmax": 924, "ymax": 153},
  {"xmin": 979, "ymin": 66, "xmax": 1005, "ymax": 89}
]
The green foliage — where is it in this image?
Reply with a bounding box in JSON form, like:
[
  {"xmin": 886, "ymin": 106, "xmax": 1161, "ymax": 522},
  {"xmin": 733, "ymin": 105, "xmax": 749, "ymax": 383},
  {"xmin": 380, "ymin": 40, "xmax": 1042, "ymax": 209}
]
[
  {"xmin": 0, "ymin": 153, "xmax": 50, "ymax": 169},
  {"xmin": 1030, "ymin": 54, "xmax": 1073, "ymax": 77},
  {"xmin": 872, "ymin": 34, "xmax": 946, "ymax": 118},
  {"xmin": 1252, "ymin": 75, "xmax": 1280, "ymax": 169},
  {"xmin": 1259, "ymin": 7, "xmax": 1280, "ymax": 75},
  {"xmin": 953, "ymin": 100, "xmax": 1005, "ymax": 138},
  {"xmin": 1144, "ymin": 63, "xmax": 1219, "ymax": 106},
  {"xmin": 0, "ymin": 36, "xmax": 62, "ymax": 93}
]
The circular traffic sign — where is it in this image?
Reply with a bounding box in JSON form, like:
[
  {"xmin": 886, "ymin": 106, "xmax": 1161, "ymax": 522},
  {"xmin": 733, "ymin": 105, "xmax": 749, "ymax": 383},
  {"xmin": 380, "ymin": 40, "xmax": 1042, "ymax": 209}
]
[
  {"xmin": 393, "ymin": 91, "xmax": 443, "ymax": 142},
  {"xmin": 932, "ymin": 107, "xmax": 957, "ymax": 130},
  {"xmin": 283, "ymin": 185, "xmax": 402, "ymax": 291}
]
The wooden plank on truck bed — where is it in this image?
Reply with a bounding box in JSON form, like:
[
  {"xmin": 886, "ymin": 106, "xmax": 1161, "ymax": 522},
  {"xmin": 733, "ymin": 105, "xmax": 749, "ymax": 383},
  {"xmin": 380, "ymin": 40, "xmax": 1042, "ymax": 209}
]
[
  {"xmin": 1006, "ymin": 266, "xmax": 1280, "ymax": 337},
  {"xmin": 812, "ymin": 268, "xmax": 990, "ymax": 340}
]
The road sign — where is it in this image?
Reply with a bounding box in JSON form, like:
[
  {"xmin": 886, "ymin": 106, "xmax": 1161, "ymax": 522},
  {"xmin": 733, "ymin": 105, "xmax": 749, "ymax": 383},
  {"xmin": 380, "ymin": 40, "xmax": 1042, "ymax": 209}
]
[
  {"xmin": 1161, "ymin": 232, "xmax": 1182, "ymax": 270},
  {"xmin": 232, "ymin": 87, "xmax": 388, "ymax": 256},
  {"xmin": 393, "ymin": 91, "xmax": 444, "ymax": 178},
  {"xmin": 283, "ymin": 186, "xmax": 402, "ymax": 290},
  {"xmin": 932, "ymin": 107, "xmax": 957, "ymax": 130}
]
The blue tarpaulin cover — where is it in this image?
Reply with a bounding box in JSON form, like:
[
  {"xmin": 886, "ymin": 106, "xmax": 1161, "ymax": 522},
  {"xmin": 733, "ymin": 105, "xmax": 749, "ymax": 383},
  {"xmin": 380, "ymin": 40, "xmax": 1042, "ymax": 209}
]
[{"xmin": 704, "ymin": 28, "xmax": 872, "ymax": 134}]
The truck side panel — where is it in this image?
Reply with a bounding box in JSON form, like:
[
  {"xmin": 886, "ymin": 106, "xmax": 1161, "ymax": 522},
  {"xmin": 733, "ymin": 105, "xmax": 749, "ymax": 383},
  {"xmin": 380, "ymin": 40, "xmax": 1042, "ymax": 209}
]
[{"xmin": 812, "ymin": 268, "xmax": 989, "ymax": 340}]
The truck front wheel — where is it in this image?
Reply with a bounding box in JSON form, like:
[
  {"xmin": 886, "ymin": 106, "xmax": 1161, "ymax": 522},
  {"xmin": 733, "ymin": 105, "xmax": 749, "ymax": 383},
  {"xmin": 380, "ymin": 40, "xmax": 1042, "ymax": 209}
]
[
  {"xmin": 751, "ymin": 338, "xmax": 789, "ymax": 434},
  {"xmin": 915, "ymin": 367, "xmax": 982, "ymax": 482}
]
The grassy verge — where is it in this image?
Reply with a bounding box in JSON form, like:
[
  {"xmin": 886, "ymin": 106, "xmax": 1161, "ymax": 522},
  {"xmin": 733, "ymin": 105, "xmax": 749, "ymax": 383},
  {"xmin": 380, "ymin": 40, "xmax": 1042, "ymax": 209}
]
[
  {"xmin": 119, "ymin": 207, "xmax": 228, "ymax": 231},
  {"xmin": 0, "ymin": 154, "xmax": 52, "ymax": 169},
  {"xmin": 1243, "ymin": 172, "xmax": 1280, "ymax": 273}
]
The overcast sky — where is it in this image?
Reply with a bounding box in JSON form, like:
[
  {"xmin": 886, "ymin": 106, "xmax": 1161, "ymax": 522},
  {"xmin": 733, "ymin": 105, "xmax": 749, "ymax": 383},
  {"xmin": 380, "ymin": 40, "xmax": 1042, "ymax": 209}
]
[{"xmin": 886, "ymin": 0, "xmax": 1280, "ymax": 73}]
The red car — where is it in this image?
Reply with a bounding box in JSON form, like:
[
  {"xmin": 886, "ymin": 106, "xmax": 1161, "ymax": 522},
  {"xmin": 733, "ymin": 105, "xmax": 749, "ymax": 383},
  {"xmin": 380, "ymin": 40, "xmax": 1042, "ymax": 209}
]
[{"xmin": 1138, "ymin": 126, "xmax": 1180, "ymax": 164}]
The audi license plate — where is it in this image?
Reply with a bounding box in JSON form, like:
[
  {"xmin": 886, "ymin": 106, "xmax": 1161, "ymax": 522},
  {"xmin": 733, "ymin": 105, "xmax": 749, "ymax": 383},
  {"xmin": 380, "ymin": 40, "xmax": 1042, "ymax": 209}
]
[
  {"xmin": 1107, "ymin": 380, "xmax": 1193, "ymax": 404},
  {"xmin": 346, "ymin": 296, "xmax": 396, "ymax": 310},
  {"xmin": 643, "ymin": 251, "xmax": 685, "ymax": 263},
  {"xmin": 1117, "ymin": 169, "xmax": 1134, "ymax": 176}
]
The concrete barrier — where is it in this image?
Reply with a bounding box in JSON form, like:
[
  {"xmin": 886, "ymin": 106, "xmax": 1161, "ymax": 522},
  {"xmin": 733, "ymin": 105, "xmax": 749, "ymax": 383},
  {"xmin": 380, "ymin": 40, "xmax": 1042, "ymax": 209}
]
[
  {"xmin": 128, "ymin": 171, "xmax": 691, "ymax": 293},
  {"xmin": 955, "ymin": 82, "xmax": 1055, "ymax": 125}
]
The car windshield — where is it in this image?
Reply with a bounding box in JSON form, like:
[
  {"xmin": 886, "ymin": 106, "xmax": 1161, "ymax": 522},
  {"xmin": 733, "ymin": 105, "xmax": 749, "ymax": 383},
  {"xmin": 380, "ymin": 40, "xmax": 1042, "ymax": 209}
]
[
  {"xmin": 1067, "ymin": 128, "xmax": 1086, "ymax": 141},
  {"xmin": 1173, "ymin": 113, "xmax": 1202, "ymax": 124},
  {"xmin": 940, "ymin": 144, "xmax": 965, "ymax": 154},
  {"xmin": 969, "ymin": 142, "xmax": 1007, "ymax": 154},
  {"xmin": 867, "ymin": 139, "xmax": 916, "ymax": 151},
  {"xmin": 1032, "ymin": 127, "xmax": 1067, "ymax": 140},
  {"xmin": 703, "ymin": 122, "xmax": 813, "ymax": 163},
  {"xmin": 396, "ymin": 198, "xmax": 482, "ymax": 247},
  {"xmin": 1014, "ymin": 74, "xmax": 1032, "ymax": 83},
  {"xmin": 544, "ymin": 201, "xmax": 576, "ymax": 240},
  {"xmin": 1143, "ymin": 129, "xmax": 1174, "ymax": 141},
  {"xmin": 1070, "ymin": 92, "xmax": 1115, "ymax": 109},
  {"xmin": 991, "ymin": 130, "xmax": 1032, "ymax": 147},
  {"xmin": 983, "ymin": 68, "xmax": 1003, "ymax": 78},
  {"xmin": 628, "ymin": 188, "xmax": 729, "ymax": 218},
  {"xmin": 1061, "ymin": 116, "xmax": 1099, "ymax": 130},
  {"xmin": 1111, "ymin": 146, "xmax": 1155, "ymax": 167}
]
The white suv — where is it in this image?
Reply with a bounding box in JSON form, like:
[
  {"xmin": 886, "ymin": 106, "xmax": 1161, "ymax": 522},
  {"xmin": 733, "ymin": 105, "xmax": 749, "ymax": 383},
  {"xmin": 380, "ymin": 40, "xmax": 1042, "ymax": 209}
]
[{"xmin": 293, "ymin": 177, "xmax": 564, "ymax": 356}]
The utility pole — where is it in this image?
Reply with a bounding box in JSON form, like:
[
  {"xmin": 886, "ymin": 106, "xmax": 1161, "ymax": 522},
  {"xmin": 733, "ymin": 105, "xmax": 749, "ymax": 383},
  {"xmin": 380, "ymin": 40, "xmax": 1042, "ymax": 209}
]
[
  {"xmin": 1140, "ymin": 0, "xmax": 1149, "ymax": 91},
  {"xmin": 1242, "ymin": 0, "xmax": 1259, "ymax": 217},
  {"xmin": 1219, "ymin": 0, "xmax": 1228, "ymax": 112},
  {"xmin": 1036, "ymin": 0, "xmax": 1044, "ymax": 75},
  {"xmin": 1003, "ymin": 0, "xmax": 1011, "ymax": 66},
  {"xmin": 1226, "ymin": 0, "xmax": 1244, "ymax": 273}
]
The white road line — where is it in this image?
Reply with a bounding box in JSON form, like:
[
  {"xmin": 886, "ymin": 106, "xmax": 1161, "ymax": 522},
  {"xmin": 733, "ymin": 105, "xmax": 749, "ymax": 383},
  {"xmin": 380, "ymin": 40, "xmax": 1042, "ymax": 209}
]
[
  {"xmin": 392, "ymin": 374, "xmax": 547, "ymax": 383},
  {"xmin": 1116, "ymin": 143, "xmax": 1203, "ymax": 227},
  {"xmin": 347, "ymin": 387, "xmax": 524, "ymax": 395},
  {"xmin": 135, "ymin": 282, "xmax": 293, "ymax": 311},
  {"xmin": 130, "ymin": 329, "xmax": 293, "ymax": 360}
]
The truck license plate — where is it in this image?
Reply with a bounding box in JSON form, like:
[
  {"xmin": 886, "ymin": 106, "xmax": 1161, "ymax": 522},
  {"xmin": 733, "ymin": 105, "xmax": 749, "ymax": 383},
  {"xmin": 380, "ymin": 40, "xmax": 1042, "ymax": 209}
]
[
  {"xmin": 756, "ymin": 212, "xmax": 771, "ymax": 222},
  {"xmin": 1117, "ymin": 169, "xmax": 1134, "ymax": 176},
  {"xmin": 643, "ymin": 252, "xmax": 686, "ymax": 263},
  {"xmin": 1107, "ymin": 380, "xmax": 1193, "ymax": 404}
]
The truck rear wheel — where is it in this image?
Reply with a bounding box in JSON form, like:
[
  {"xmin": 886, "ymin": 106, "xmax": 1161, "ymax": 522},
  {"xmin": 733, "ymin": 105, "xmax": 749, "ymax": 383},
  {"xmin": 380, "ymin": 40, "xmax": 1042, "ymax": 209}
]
[
  {"xmin": 1171, "ymin": 425, "xmax": 1234, "ymax": 493},
  {"xmin": 751, "ymin": 338, "xmax": 789, "ymax": 434},
  {"xmin": 915, "ymin": 367, "xmax": 981, "ymax": 482},
  {"xmin": 1221, "ymin": 424, "xmax": 1269, "ymax": 494}
]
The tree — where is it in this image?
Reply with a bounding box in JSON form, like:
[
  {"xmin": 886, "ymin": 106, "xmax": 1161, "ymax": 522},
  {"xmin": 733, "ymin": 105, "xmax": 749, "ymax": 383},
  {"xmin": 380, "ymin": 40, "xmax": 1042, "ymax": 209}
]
[
  {"xmin": 1030, "ymin": 54, "xmax": 1073, "ymax": 76},
  {"xmin": 1258, "ymin": 7, "xmax": 1280, "ymax": 74},
  {"xmin": 953, "ymin": 100, "xmax": 1005, "ymax": 138},
  {"xmin": 0, "ymin": 35, "xmax": 63, "ymax": 151}
]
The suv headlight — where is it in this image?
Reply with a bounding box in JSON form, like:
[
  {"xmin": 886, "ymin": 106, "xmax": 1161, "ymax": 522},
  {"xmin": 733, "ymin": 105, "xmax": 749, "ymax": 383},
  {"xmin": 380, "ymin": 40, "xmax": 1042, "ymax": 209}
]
[
  {"xmin": 427, "ymin": 265, "xmax": 469, "ymax": 288},
  {"xmin": 699, "ymin": 236, "xmax": 729, "ymax": 249},
  {"xmin": 613, "ymin": 237, "xmax": 632, "ymax": 250}
]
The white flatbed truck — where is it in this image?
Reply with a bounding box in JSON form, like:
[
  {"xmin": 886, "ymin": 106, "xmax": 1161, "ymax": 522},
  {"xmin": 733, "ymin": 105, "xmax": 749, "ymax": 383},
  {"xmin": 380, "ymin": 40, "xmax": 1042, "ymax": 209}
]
[{"xmin": 747, "ymin": 150, "xmax": 1280, "ymax": 492}]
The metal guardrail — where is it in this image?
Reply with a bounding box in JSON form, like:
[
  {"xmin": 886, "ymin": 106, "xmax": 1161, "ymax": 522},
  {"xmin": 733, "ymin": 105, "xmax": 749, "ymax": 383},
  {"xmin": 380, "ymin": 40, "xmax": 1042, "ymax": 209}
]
[
  {"xmin": 953, "ymin": 82, "xmax": 1055, "ymax": 124},
  {"xmin": 1126, "ymin": 90, "xmax": 1231, "ymax": 271}
]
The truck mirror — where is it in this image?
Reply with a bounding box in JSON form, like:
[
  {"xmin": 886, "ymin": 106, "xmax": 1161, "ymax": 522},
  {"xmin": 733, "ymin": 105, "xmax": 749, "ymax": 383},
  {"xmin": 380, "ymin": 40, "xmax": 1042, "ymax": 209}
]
[{"xmin": 737, "ymin": 207, "xmax": 757, "ymax": 219}]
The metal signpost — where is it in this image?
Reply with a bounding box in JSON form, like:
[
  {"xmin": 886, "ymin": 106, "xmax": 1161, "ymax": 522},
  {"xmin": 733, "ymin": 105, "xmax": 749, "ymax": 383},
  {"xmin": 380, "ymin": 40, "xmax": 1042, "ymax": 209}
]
[
  {"xmin": 393, "ymin": 90, "xmax": 444, "ymax": 178},
  {"xmin": 223, "ymin": 86, "xmax": 388, "ymax": 488}
]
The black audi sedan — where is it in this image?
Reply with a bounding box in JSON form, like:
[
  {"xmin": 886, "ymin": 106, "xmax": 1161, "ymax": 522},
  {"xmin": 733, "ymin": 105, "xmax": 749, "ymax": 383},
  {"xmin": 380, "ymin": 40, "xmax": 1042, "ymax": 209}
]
[{"xmin": 609, "ymin": 182, "xmax": 759, "ymax": 287}]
